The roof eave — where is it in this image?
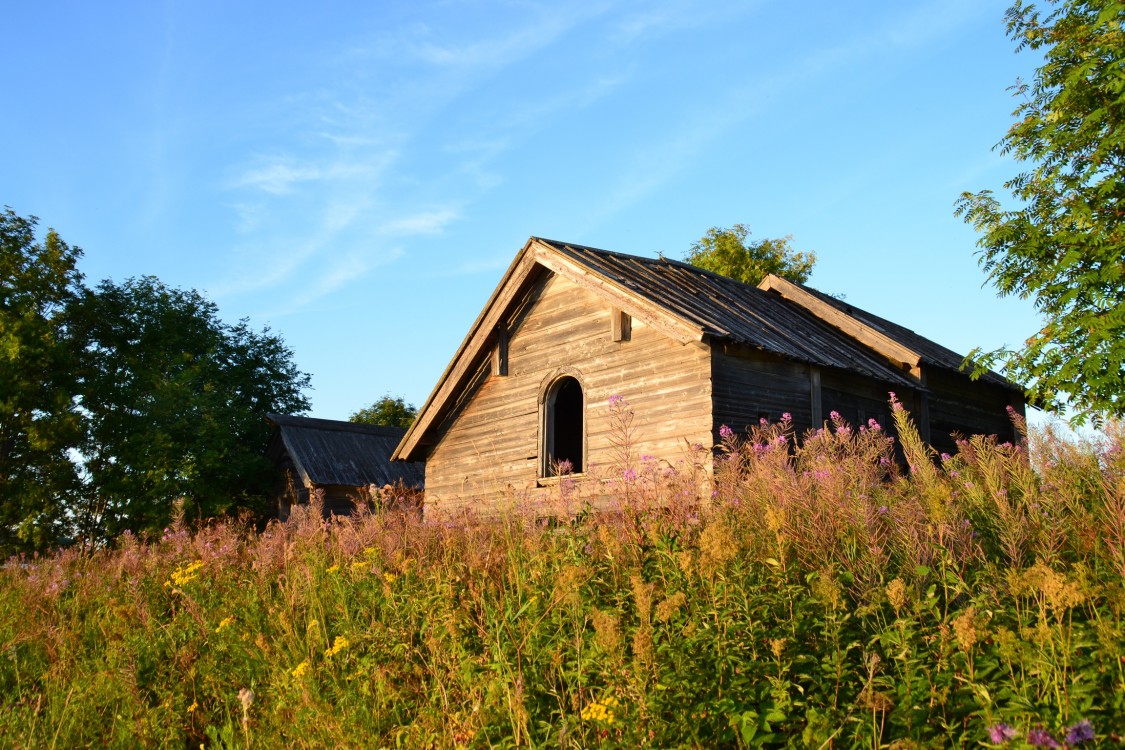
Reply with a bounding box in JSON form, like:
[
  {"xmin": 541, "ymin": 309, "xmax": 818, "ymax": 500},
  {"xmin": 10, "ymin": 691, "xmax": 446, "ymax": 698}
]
[{"xmin": 757, "ymin": 274, "xmax": 924, "ymax": 375}]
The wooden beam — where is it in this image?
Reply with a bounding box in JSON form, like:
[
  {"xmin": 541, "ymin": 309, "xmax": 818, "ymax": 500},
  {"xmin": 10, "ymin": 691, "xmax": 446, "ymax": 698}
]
[
  {"xmin": 492, "ymin": 326, "xmax": 508, "ymax": 376},
  {"xmin": 759, "ymin": 274, "xmax": 923, "ymax": 375},
  {"xmin": 610, "ymin": 307, "xmax": 631, "ymax": 342},
  {"xmin": 913, "ymin": 368, "xmax": 931, "ymax": 444},
  {"xmin": 810, "ymin": 365, "xmax": 823, "ymax": 428}
]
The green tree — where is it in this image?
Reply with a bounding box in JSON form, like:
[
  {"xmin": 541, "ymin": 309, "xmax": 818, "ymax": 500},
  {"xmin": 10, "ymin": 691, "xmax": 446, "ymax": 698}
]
[
  {"xmin": 0, "ymin": 208, "xmax": 84, "ymax": 552},
  {"xmin": 69, "ymin": 276, "xmax": 311, "ymax": 539},
  {"xmin": 956, "ymin": 0, "xmax": 1125, "ymax": 425},
  {"xmin": 684, "ymin": 224, "xmax": 816, "ymax": 286},
  {"xmin": 350, "ymin": 394, "xmax": 417, "ymax": 428}
]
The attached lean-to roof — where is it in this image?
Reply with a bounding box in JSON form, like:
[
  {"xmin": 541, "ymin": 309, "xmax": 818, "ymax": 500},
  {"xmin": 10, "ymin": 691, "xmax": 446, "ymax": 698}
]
[
  {"xmin": 393, "ymin": 237, "xmax": 935, "ymax": 462},
  {"xmin": 267, "ymin": 414, "xmax": 424, "ymax": 488},
  {"xmin": 757, "ymin": 274, "xmax": 1019, "ymax": 391}
]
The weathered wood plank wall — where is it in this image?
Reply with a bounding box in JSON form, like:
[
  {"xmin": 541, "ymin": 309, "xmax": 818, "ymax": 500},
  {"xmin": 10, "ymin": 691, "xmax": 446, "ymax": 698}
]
[{"xmin": 424, "ymin": 272, "xmax": 712, "ymax": 515}]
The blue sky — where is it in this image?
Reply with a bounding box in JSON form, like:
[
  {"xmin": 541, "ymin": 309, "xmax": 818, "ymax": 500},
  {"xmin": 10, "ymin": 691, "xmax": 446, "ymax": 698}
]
[{"xmin": 6, "ymin": 0, "xmax": 1041, "ymax": 421}]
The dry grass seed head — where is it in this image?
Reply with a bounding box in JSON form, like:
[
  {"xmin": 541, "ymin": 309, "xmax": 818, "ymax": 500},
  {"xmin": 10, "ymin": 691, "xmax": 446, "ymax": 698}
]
[
  {"xmin": 810, "ymin": 569, "xmax": 843, "ymax": 611},
  {"xmin": 698, "ymin": 519, "xmax": 738, "ymax": 573},
  {"xmin": 630, "ymin": 574, "xmax": 656, "ymax": 623},
  {"xmin": 654, "ymin": 591, "xmax": 687, "ymax": 623},
  {"xmin": 951, "ymin": 606, "xmax": 982, "ymax": 652},
  {"xmin": 591, "ymin": 609, "xmax": 622, "ymax": 656},
  {"xmin": 885, "ymin": 578, "xmax": 908, "ymax": 614}
]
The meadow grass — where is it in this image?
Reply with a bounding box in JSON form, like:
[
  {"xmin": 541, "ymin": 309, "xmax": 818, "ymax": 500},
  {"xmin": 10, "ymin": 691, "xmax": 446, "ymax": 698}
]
[{"xmin": 1, "ymin": 405, "xmax": 1122, "ymax": 748}]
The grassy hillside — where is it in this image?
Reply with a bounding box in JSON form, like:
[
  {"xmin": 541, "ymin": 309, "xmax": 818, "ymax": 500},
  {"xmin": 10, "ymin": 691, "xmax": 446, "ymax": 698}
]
[{"xmin": 1, "ymin": 406, "xmax": 1122, "ymax": 748}]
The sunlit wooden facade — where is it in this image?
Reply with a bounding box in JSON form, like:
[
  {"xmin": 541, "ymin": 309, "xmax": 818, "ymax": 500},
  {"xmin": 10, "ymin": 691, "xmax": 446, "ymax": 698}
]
[{"xmin": 393, "ymin": 238, "xmax": 1024, "ymax": 516}]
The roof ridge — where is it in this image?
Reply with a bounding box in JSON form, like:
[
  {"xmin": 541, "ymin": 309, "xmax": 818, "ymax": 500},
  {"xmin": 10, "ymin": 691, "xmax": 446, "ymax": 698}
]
[{"xmin": 266, "ymin": 413, "xmax": 408, "ymax": 437}]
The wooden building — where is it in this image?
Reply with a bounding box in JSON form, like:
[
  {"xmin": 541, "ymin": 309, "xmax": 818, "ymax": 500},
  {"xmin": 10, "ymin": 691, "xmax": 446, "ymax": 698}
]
[
  {"xmin": 267, "ymin": 414, "xmax": 424, "ymax": 518},
  {"xmin": 392, "ymin": 238, "xmax": 1024, "ymax": 516}
]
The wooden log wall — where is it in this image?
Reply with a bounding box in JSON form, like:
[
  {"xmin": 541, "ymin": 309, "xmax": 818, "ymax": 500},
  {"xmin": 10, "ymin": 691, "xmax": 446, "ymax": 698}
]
[
  {"xmin": 711, "ymin": 345, "xmax": 814, "ymax": 437},
  {"xmin": 423, "ymin": 272, "xmax": 713, "ymax": 516},
  {"xmin": 819, "ymin": 368, "xmax": 898, "ymax": 434},
  {"xmin": 925, "ymin": 368, "xmax": 1023, "ymax": 453}
]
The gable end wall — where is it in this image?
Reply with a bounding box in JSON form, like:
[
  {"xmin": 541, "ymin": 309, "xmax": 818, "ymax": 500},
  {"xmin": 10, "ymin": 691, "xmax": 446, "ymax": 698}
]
[{"xmin": 423, "ymin": 272, "xmax": 713, "ymax": 515}]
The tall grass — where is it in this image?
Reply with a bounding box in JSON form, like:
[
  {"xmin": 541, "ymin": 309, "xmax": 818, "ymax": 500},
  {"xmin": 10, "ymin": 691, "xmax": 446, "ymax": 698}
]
[{"xmin": 1, "ymin": 403, "xmax": 1122, "ymax": 748}]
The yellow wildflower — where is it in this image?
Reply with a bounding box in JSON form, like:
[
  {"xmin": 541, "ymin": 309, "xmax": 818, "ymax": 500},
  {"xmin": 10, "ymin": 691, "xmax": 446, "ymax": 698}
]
[
  {"xmin": 215, "ymin": 616, "xmax": 235, "ymax": 634},
  {"xmin": 581, "ymin": 695, "xmax": 620, "ymax": 724},
  {"xmin": 187, "ymin": 700, "xmax": 198, "ymax": 714},
  {"xmin": 352, "ymin": 560, "xmax": 369, "ymax": 570},
  {"xmin": 324, "ymin": 635, "xmax": 350, "ymax": 658},
  {"xmin": 164, "ymin": 560, "xmax": 205, "ymax": 588},
  {"xmin": 326, "ymin": 564, "xmax": 340, "ymax": 574},
  {"xmin": 291, "ymin": 661, "xmax": 309, "ymax": 678},
  {"xmin": 383, "ymin": 571, "xmax": 397, "ymax": 583}
]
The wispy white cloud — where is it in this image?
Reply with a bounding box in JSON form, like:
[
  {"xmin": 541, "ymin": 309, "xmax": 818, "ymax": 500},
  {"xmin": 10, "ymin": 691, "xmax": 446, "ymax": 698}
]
[
  {"xmin": 612, "ymin": 0, "xmax": 756, "ymax": 45},
  {"xmin": 380, "ymin": 208, "xmax": 460, "ymax": 236},
  {"xmin": 441, "ymin": 254, "xmax": 513, "ymax": 277},
  {"xmin": 292, "ymin": 247, "xmax": 403, "ymax": 307},
  {"xmin": 583, "ymin": 0, "xmax": 999, "ymax": 229},
  {"xmin": 232, "ymin": 159, "xmax": 379, "ymax": 196}
]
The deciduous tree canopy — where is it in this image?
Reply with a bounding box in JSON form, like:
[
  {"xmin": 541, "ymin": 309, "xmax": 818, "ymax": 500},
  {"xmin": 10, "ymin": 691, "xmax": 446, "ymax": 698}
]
[
  {"xmin": 0, "ymin": 208, "xmax": 84, "ymax": 552},
  {"xmin": 350, "ymin": 394, "xmax": 417, "ymax": 428},
  {"xmin": 0, "ymin": 209, "xmax": 311, "ymax": 552},
  {"xmin": 69, "ymin": 277, "xmax": 311, "ymax": 540},
  {"xmin": 684, "ymin": 224, "xmax": 816, "ymax": 286},
  {"xmin": 956, "ymin": 0, "xmax": 1125, "ymax": 425}
]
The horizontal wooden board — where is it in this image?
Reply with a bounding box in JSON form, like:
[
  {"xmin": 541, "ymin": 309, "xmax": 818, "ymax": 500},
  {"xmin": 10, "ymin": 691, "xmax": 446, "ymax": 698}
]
[{"xmin": 425, "ymin": 273, "xmax": 712, "ymax": 511}]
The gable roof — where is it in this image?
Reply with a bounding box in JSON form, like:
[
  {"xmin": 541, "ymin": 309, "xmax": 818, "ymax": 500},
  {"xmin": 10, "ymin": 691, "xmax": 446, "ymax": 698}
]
[
  {"xmin": 267, "ymin": 414, "xmax": 424, "ymax": 488},
  {"xmin": 395, "ymin": 237, "xmax": 991, "ymax": 462}
]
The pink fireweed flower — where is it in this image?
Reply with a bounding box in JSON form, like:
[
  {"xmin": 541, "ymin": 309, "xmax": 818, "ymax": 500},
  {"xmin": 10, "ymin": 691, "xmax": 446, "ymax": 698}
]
[
  {"xmin": 608, "ymin": 394, "xmax": 624, "ymax": 407},
  {"xmin": 1026, "ymin": 727, "xmax": 1060, "ymax": 748},
  {"xmin": 622, "ymin": 468, "xmax": 637, "ymax": 481},
  {"xmin": 867, "ymin": 418, "xmax": 881, "ymax": 431},
  {"xmin": 781, "ymin": 412, "xmax": 792, "ymax": 422},
  {"xmin": 719, "ymin": 424, "xmax": 734, "ymax": 440},
  {"xmin": 830, "ymin": 410, "xmax": 841, "ymax": 421},
  {"xmin": 988, "ymin": 723, "xmax": 1019, "ymax": 744}
]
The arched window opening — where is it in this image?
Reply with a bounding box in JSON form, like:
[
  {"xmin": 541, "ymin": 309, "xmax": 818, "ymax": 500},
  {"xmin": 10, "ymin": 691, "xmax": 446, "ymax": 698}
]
[{"xmin": 545, "ymin": 376, "xmax": 584, "ymax": 475}]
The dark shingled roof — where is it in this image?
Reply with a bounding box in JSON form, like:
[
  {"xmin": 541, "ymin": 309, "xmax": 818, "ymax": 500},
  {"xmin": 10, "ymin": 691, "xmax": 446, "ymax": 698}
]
[
  {"xmin": 267, "ymin": 414, "xmax": 424, "ymax": 488},
  {"xmin": 537, "ymin": 238, "xmax": 920, "ymax": 388}
]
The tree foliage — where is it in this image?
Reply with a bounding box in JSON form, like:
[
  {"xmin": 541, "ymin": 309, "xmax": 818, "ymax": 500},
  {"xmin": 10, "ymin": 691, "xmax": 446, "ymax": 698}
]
[
  {"xmin": 0, "ymin": 208, "xmax": 84, "ymax": 552},
  {"xmin": 0, "ymin": 208, "xmax": 312, "ymax": 552},
  {"xmin": 684, "ymin": 224, "xmax": 816, "ymax": 286},
  {"xmin": 956, "ymin": 0, "xmax": 1125, "ymax": 425},
  {"xmin": 68, "ymin": 277, "xmax": 311, "ymax": 540},
  {"xmin": 350, "ymin": 394, "xmax": 417, "ymax": 428}
]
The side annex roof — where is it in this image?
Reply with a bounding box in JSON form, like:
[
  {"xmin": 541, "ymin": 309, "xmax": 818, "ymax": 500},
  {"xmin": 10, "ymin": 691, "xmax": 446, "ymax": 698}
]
[{"xmin": 267, "ymin": 414, "xmax": 424, "ymax": 488}]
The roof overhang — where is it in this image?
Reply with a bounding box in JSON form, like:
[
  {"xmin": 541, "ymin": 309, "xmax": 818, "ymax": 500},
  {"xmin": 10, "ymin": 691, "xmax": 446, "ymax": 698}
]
[{"xmin": 757, "ymin": 274, "xmax": 924, "ymax": 377}]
